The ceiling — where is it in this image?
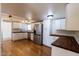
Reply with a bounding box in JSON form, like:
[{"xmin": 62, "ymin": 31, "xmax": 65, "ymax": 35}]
[{"xmin": 1, "ymin": 3, "xmax": 67, "ymax": 21}]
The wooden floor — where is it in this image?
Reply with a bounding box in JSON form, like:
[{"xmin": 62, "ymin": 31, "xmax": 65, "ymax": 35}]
[{"xmin": 2, "ymin": 39, "xmax": 51, "ymax": 56}]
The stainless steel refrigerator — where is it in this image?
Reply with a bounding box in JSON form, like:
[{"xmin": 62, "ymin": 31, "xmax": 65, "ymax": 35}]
[{"xmin": 33, "ymin": 23, "xmax": 43, "ymax": 45}]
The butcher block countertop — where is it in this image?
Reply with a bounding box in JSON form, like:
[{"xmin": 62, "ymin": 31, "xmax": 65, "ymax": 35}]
[
  {"xmin": 51, "ymin": 36, "xmax": 79, "ymax": 53},
  {"xmin": 12, "ymin": 31, "xmax": 34, "ymax": 33},
  {"xmin": 50, "ymin": 34, "xmax": 73, "ymax": 37}
]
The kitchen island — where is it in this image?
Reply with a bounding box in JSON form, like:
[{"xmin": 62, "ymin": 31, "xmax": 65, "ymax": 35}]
[{"xmin": 51, "ymin": 34, "xmax": 79, "ymax": 56}]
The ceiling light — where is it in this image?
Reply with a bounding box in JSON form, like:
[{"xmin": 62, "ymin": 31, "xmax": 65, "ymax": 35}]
[
  {"xmin": 47, "ymin": 15, "xmax": 54, "ymax": 19},
  {"xmin": 9, "ymin": 15, "xmax": 12, "ymax": 18}
]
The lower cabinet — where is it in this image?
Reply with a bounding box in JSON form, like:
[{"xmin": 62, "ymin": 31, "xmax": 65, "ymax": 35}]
[
  {"xmin": 12, "ymin": 33, "xmax": 27, "ymax": 41},
  {"xmin": 51, "ymin": 46, "xmax": 79, "ymax": 56}
]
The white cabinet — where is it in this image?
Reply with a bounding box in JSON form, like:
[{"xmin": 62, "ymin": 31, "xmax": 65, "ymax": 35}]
[
  {"xmin": 51, "ymin": 19, "xmax": 66, "ymax": 34},
  {"xmin": 60, "ymin": 19, "xmax": 66, "ymax": 30},
  {"xmin": 51, "ymin": 4, "xmax": 79, "ymax": 31},
  {"xmin": 51, "ymin": 46, "xmax": 79, "ymax": 56},
  {"xmin": 13, "ymin": 22, "xmax": 22, "ymax": 29},
  {"xmin": 66, "ymin": 4, "xmax": 79, "ymax": 30},
  {"xmin": 12, "ymin": 33, "xmax": 27, "ymax": 41}
]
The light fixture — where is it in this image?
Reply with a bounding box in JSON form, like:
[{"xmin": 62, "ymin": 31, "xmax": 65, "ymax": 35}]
[
  {"xmin": 47, "ymin": 15, "xmax": 54, "ymax": 19},
  {"xmin": 9, "ymin": 15, "xmax": 12, "ymax": 18},
  {"xmin": 24, "ymin": 19, "xmax": 32, "ymax": 23},
  {"xmin": 21, "ymin": 20, "xmax": 25, "ymax": 23}
]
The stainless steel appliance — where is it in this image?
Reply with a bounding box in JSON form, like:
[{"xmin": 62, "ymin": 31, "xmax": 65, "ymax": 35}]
[{"xmin": 33, "ymin": 23, "xmax": 43, "ymax": 45}]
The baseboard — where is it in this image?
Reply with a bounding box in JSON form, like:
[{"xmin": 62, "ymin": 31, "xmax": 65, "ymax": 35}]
[
  {"xmin": 43, "ymin": 44, "xmax": 52, "ymax": 49},
  {"xmin": 12, "ymin": 38, "xmax": 27, "ymax": 41}
]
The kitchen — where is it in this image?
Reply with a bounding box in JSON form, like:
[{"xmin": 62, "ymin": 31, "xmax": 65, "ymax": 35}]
[{"xmin": 0, "ymin": 3, "xmax": 79, "ymax": 56}]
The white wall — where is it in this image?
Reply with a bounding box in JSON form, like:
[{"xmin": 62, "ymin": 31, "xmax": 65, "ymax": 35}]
[
  {"xmin": 1, "ymin": 21, "xmax": 12, "ymax": 40},
  {"xmin": 43, "ymin": 19, "xmax": 58, "ymax": 47},
  {"xmin": 0, "ymin": 3, "xmax": 1, "ymax": 56}
]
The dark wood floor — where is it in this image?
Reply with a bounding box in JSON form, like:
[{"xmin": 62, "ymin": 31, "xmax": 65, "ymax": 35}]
[{"xmin": 2, "ymin": 39, "xmax": 51, "ymax": 56}]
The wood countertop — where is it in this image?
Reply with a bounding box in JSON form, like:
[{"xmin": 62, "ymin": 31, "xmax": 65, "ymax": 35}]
[
  {"xmin": 12, "ymin": 31, "xmax": 34, "ymax": 33},
  {"xmin": 51, "ymin": 36, "xmax": 79, "ymax": 53},
  {"xmin": 50, "ymin": 34, "xmax": 73, "ymax": 37}
]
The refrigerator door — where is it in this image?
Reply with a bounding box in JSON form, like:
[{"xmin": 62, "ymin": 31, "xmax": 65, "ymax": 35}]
[
  {"xmin": 33, "ymin": 23, "xmax": 43, "ymax": 45},
  {"xmin": 35, "ymin": 24, "xmax": 41, "ymax": 35}
]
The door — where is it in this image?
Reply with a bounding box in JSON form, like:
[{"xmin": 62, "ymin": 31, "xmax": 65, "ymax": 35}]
[
  {"xmin": 1, "ymin": 21, "xmax": 12, "ymax": 41},
  {"xmin": 1, "ymin": 21, "xmax": 12, "ymax": 55}
]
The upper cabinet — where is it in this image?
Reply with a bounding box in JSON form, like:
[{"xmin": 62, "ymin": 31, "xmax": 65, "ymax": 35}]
[
  {"xmin": 50, "ymin": 19, "xmax": 66, "ymax": 34},
  {"xmin": 51, "ymin": 3, "xmax": 79, "ymax": 32},
  {"xmin": 50, "ymin": 3, "xmax": 79, "ymax": 35},
  {"xmin": 13, "ymin": 22, "xmax": 22, "ymax": 29},
  {"xmin": 66, "ymin": 3, "xmax": 79, "ymax": 31}
]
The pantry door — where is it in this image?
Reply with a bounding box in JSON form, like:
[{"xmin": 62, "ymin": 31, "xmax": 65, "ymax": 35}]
[{"xmin": 1, "ymin": 21, "xmax": 12, "ymax": 41}]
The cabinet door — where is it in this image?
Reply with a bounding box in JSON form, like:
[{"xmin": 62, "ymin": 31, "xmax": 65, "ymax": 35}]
[
  {"xmin": 51, "ymin": 20, "xmax": 61, "ymax": 34},
  {"xmin": 60, "ymin": 19, "xmax": 66, "ymax": 30},
  {"xmin": 50, "ymin": 19, "xmax": 66, "ymax": 34},
  {"xmin": 13, "ymin": 22, "xmax": 22, "ymax": 29},
  {"xmin": 66, "ymin": 4, "xmax": 79, "ymax": 30}
]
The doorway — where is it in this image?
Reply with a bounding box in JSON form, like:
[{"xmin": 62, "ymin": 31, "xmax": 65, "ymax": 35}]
[{"xmin": 1, "ymin": 20, "xmax": 12, "ymax": 55}]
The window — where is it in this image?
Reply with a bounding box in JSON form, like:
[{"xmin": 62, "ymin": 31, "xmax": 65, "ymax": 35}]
[{"xmin": 27, "ymin": 24, "xmax": 32, "ymax": 31}]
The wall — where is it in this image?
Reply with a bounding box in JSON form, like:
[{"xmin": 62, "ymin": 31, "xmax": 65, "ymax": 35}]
[
  {"xmin": 0, "ymin": 3, "xmax": 1, "ymax": 56},
  {"xmin": 43, "ymin": 19, "xmax": 58, "ymax": 47}
]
